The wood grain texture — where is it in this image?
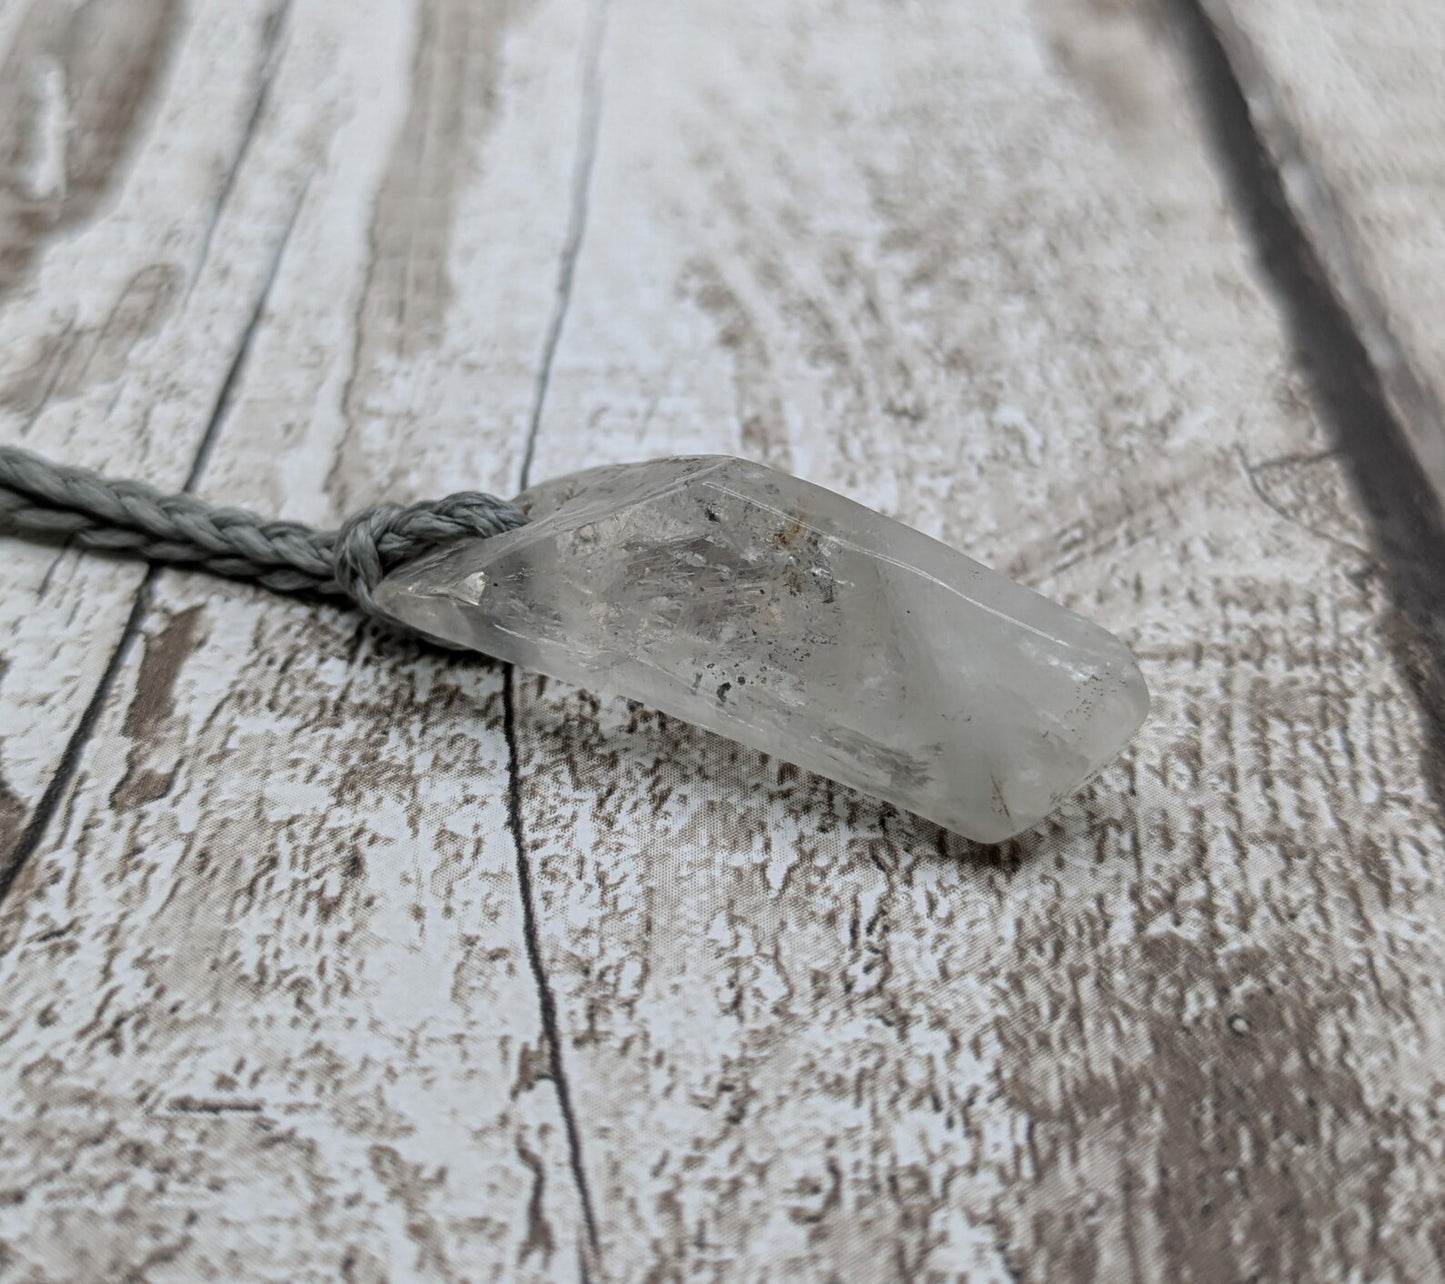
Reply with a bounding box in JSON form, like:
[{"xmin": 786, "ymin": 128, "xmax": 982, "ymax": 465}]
[
  {"xmin": 0, "ymin": 0, "xmax": 596, "ymax": 1278},
  {"xmin": 1201, "ymin": 0, "xmax": 1445, "ymax": 501},
  {"xmin": 517, "ymin": 0, "xmax": 1445, "ymax": 1277},
  {"xmin": 0, "ymin": 0, "xmax": 291, "ymax": 876},
  {"xmin": 0, "ymin": 0, "xmax": 1442, "ymax": 1280}
]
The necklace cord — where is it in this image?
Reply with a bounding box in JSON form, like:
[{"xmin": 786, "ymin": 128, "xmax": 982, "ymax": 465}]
[{"xmin": 0, "ymin": 444, "xmax": 527, "ymax": 617}]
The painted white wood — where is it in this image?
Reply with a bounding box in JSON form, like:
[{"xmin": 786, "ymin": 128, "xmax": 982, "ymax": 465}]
[
  {"xmin": 1, "ymin": 1, "xmax": 595, "ymax": 1278},
  {"xmin": 0, "ymin": 0, "xmax": 1441, "ymax": 1279},
  {"xmin": 522, "ymin": 0, "xmax": 1445, "ymax": 1275},
  {"xmin": 1205, "ymin": 0, "xmax": 1445, "ymax": 498}
]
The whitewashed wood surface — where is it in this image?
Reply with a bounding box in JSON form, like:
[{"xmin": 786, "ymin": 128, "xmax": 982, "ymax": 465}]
[
  {"xmin": 1203, "ymin": 0, "xmax": 1445, "ymax": 499},
  {"xmin": 1, "ymin": 0, "xmax": 1443, "ymax": 1280}
]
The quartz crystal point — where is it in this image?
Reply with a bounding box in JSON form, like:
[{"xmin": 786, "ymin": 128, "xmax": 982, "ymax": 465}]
[{"xmin": 375, "ymin": 457, "xmax": 1148, "ymax": 842}]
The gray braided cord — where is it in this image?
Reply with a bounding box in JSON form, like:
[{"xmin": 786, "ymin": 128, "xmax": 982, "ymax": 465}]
[{"xmin": 0, "ymin": 444, "xmax": 527, "ymax": 617}]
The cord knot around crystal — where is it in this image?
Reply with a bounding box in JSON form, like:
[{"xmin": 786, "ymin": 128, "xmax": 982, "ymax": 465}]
[{"xmin": 0, "ymin": 444, "xmax": 1149, "ymax": 842}]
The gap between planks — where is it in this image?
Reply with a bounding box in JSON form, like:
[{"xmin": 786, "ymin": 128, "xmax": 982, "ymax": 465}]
[
  {"xmin": 1162, "ymin": 0, "xmax": 1445, "ymax": 812},
  {"xmin": 501, "ymin": 0, "xmax": 609, "ymax": 1275}
]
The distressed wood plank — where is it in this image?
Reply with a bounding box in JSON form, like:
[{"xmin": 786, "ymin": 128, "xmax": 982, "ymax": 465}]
[
  {"xmin": 1201, "ymin": 0, "xmax": 1445, "ymax": 499},
  {"xmin": 515, "ymin": 0, "xmax": 1445, "ymax": 1278},
  {"xmin": 0, "ymin": 0, "xmax": 1442, "ymax": 1281},
  {"xmin": 0, "ymin": 0, "xmax": 303, "ymax": 878},
  {"xmin": 0, "ymin": 0, "xmax": 598, "ymax": 1279}
]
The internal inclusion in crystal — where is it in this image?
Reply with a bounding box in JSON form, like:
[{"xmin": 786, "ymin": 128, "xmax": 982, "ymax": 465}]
[{"xmin": 376, "ymin": 457, "xmax": 1149, "ymax": 842}]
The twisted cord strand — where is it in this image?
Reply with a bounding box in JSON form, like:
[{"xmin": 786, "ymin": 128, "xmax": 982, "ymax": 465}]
[{"xmin": 0, "ymin": 444, "xmax": 527, "ymax": 617}]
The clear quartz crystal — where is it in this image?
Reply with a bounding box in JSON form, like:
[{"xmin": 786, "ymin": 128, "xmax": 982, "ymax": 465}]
[{"xmin": 375, "ymin": 457, "xmax": 1149, "ymax": 842}]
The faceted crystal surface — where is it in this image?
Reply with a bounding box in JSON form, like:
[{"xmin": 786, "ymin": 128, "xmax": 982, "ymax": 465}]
[{"xmin": 375, "ymin": 457, "xmax": 1149, "ymax": 842}]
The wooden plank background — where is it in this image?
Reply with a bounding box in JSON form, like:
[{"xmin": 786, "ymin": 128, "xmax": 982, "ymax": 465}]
[
  {"xmin": 1204, "ymin": 0, "xmax": 1445, "ymax": 501},
  {"xmin": 0, "ymin": 0, "xmax": 1442, "ymax": 1280}
]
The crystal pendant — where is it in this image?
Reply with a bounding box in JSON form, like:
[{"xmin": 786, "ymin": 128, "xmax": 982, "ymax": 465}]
[{"xmin": 375, "ymin": 457, "xmax": 1149, "ymax": 842}]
